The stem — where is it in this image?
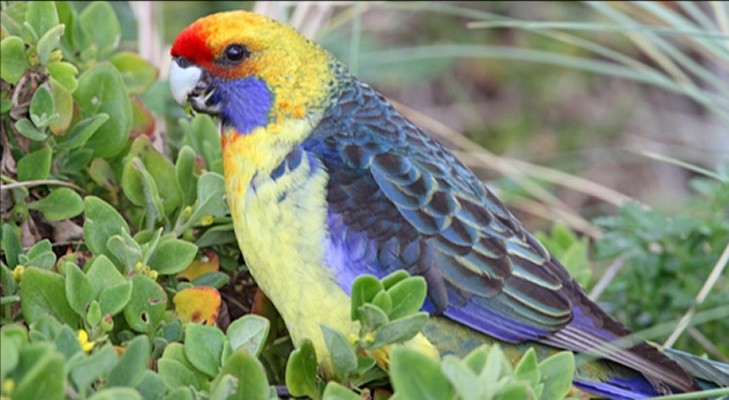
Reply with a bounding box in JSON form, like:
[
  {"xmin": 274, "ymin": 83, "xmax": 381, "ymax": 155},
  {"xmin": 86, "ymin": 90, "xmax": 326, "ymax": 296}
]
[{"xmin": 0, "ymin": 178, "xmax": 86, "ymax": 193}]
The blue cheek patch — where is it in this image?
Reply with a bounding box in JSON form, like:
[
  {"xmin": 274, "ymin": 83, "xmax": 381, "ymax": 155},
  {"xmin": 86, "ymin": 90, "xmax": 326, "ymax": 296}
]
[{"xmin": 217, "ymin": 77, "xmax": 273, "ymax": 135}]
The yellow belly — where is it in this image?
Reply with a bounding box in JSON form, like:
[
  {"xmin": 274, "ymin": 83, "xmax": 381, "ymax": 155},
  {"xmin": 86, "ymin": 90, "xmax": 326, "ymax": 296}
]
[{"xmin": 222, "ymin": 124, "xmax": 438, "ymax": 375}]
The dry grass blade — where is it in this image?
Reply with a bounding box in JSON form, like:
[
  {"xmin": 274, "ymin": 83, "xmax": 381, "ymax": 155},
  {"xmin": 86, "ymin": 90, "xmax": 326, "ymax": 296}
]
[{"xmin": 664, "ymin": 240, "xmax": 729, "ymax": 348}]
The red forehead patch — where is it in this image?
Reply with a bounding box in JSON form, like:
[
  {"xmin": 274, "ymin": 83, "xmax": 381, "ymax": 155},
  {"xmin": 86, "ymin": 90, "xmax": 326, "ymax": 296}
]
[{"xmin": 170, "ymin": 25, "xmax": 214, "ymax": 65}]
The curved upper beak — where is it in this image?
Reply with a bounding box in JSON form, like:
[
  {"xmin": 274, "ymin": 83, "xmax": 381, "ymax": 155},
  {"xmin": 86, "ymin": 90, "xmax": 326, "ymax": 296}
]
[{"xmin": 169, "ymin": 58, "xmax": 220, "ymax": 114}]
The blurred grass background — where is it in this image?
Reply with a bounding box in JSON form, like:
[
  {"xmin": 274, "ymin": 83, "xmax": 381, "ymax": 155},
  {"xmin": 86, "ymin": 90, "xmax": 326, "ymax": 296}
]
[{"xmin": 68, "ymin": 1, "xmax": 728, "ymax": 358}]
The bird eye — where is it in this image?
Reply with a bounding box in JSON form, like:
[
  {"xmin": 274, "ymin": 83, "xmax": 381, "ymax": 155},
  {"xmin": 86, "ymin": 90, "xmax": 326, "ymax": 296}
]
[
  {"xmin": 175, "ymin": 56, "xmax": 192, "ymax": 69},
  {"xmin": 222, "ymin": 44, "xmax": 249, "ymax": 64}
]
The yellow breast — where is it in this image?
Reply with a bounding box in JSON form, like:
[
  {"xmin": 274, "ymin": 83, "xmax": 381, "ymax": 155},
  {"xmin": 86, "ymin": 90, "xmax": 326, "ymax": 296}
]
[{"xmin": 221, "ymin": 119, "xmax": 438, "ymax": 375}]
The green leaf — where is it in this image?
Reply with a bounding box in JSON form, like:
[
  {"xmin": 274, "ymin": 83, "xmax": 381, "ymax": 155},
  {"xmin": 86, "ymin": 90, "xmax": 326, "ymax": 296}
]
[
  {"xmin": 122, "ymin": 136, "xmax": 182, "ymax": 217},
  {"xmin": 441, "ymin": 356, "xmax": 482, "ymax": 400},
  {"xmin": 86, "ymin": 255, "xmax": 126, "ymax": 297},
  {"xmin": 14, "ymin": 118, "xmax": 48, "ymax": 141},
  {"xmin": 285, "ymin": 338, "xmax": 319, "ymax": 400},
  {"xmin": 162, "ymin": 387, "xmax": 194, "ymax": 400},
  {"xmin": 498, "ymin": 383, "xmax": 532, "ymax": 400},
  {"xmin": 48, "ymin": 77, "xmax": 73, "ymax": 134},
  {"xmin": 17, "ymin": 146, "xmax": 52, "ymax": 181},
  {"xmin": 321, "ymin": 325, "xmax": 357, "ymax": 380},
  {"xmin": 47, "ymin": 61, "xmax": 79, "ymax": 92},
  {"xmin": 181, "ymin": 115, "xmax": 223, "ymax": 174},
  {"xmin": 538, "ymin": 351, "xmax": 574, "ymax": 400},
  {"xmin": 56, "ymin": 114, "xmax": 110, "ymax": 150},
  {"xmin": 1, "ymin": 325, "xmax": 27, "ymax": 381},
  {"xmin": 381, "ymin": 270, "xmax": 410, "ymax": 290},
  {"xmin": 53, "ymin": 325, "xmax": 82, "ymax": 360},
  {"xmin": 157, "ymin": 358, "xmax": 199, "ymax": 391},
  {"xmin": 78, "ymin": 1, "xmax": 120, "ymax": 59},
  {"xmin": 107, "ymin": 233, "xmax": 143, "ymax": 274},
  {"xmin": 60, "ymin": 149, "xmax": 94, "ymax": 175},
  {"xmin": 215, "ymin": 349, "xmax": 270, "ymax": 400},
  {"xmin": 135, "ymin": 370, "xmax": 166, "ymax": 400},
  {"xmin": 227, "ymin": 314, "xmax": 270, "ymax": 357},
  {"xmin": 390, "ymin": 347, "xmax": 454, "ymax": 400},
  {"xmin": 88, "ymin": 388, "xmax": 142, "ymax": 400},
  {"xmin": 386, "ymin": 276, "xmax": 426, "ymax": 320},
  {"xmin": 13, "ymin": 343, "xmax": 65, "ymax": 400},
  {"xmin": 2, "ymin": 223, "xmax": 22, "ymax": 269},
  {"xmin": 159, "ymin": 342, "xmax": 208, "ymax": 389},
  {"xmin": 350, "ymin": 274, "xmax": 383, "ymax": 321},
  {"xmin": 322, "ymin": 382, "xmax": 361, "ymax": 400},
  {"xmin": 74, "ymin": 62, "xmax": 132, "ymax": 158},
  {"xmin": 99, "ymin": 281, "xmax": 132, "ymax": 316},
  {"xmin": 123, "ymin": 274, "xmax": 167, "ymax": 333},
  {"xmin": 21, "ymin": 267, "xmax": 78, "ymax": 328},
  {"xmin": 110, "ymin": 52, "xmax": 158, "ymax": 94},
  {"xmin": 87, "ymin": 157, "xmax": 117, "ymax": 192},
  {"xmin": 83, "ymin": 196, "xmax": 130, "ymax": 260},
  {"xmin": 86, "ymin": 300, "xmax": 102, "ymax": 326},
  {"xmin": 371, "ymin": 291, "xmax": 392, "ymax": 315},
  {"xmin": 190, "ymin": 271, "xmax": 230, "ymax": 289},
  {"xmin": 368, "ymin": 312, "xmax": 428, "ymax": 349},
  {"xmin": 185, "ymin": 172, "xmax": 227, "ymax": 227},
  {"xmin": 184, "ymin": 323, "xmax": 225, "ymax": 377},
  {"xmin": 64, "ymin": 262, "xmax": 94, "ymax": 316},
  {"xmin": 514, "ymin": 348, "xmax": 540, "ymax": 388},
  {"xmin": 359, "ymin": 303, "xmax": 389, "ymax": 330},
  {"xmin": 211, "ymin": 374, "xmax": 238, "ymax": 400},
  {"xmin": 69, "ymin": 345, "xmax": 117, "ymax": 391},
  {"xmin": 481, "ymin": 345, "xmax": 506, "ymax": 385},
  {"xmin": 108, "ymin": 336, "xmax": 149, "ymax": 387},
  {"xmin": 1, "ymin": 36, "xmax": 29, "ymax": 84},
  {"xmin": 149, "ymin": 238, "xmax": 197, "ymax": 275},
  {"xmin": 30, "ymin": 85, "xmax": 56, "ymax": 128},
  {"xmin": 175, "ymin": 146, "xmax": 197, "ymax": 207},
  {"xmin": 1, "ymin": 264, "xmax": 17, "ymax": 298},
  {"xmin": 25, "ymin": 1, "xmax": 59, "ymax": 38},
  {"xmin": 19, "ymin": 239, "xmax": 56, "ymax": 269},
  {"xmin": 36, "ymin": 24, "xmax": 64, "ymax": 65},
  {"xmin": 127, "ymin": 157, "xmax": 164, "ymax": 226},
  {"xmin": 27, "ymin": 188, "xmax": 84, "ymax": 221}
]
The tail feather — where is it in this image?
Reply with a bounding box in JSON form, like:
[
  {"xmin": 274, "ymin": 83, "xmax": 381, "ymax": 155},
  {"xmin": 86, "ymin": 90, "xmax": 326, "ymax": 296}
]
[{"xmin": 663, "ymin": 347, "xmax": 729, "ymax": 389}]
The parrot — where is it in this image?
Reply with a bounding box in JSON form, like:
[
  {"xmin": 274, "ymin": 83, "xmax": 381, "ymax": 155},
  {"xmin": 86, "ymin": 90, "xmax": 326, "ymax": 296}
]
[{"xmin": 168, "ymin": 10, "xmax": 728, "ymax": 399}]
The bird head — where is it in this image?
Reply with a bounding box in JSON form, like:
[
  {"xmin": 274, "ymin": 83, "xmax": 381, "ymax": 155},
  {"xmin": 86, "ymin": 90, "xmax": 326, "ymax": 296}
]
[{"xmin": 169, "ymin": 11, "xmax": 336, "ymax": 135}]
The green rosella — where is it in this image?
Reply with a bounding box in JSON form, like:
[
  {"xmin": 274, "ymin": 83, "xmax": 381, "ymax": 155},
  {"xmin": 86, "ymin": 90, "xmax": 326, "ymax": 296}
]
[{"xmin": 168, "ymin": 10, "xmax": 727, "ymax": 399}]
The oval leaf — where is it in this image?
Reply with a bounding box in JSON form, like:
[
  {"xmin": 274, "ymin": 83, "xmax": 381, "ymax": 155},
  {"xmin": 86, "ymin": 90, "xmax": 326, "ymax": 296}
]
[
  {"xmin": 17, "ymin": 146, "xmax": 52, "ymax": 182},
  {"xmin": 56, "ymin": 114, "xmax": 110, "ymax": 150},
  {"xmin": 149, "ymin": 238, "xmax": 197, "ymax": 275},
  {"xmin": 78, "ymin": 1, "xmax": 120, "ymax": 58},
  {"xmin": 64, "ymin": 262, "xmax": 94, "ymax": 316},
  {"xmin": 184, "ymin": 323, "xmax": 225, "ymax": 378},
  {"xmin": 321, "ymin": 325, "xmax": 357, "ymax": 380},
  {"xmin": 173, "ymin": 286, "xmax": 221, "ymax": 326},
  {"xmin": 83, "ymin": 196, "xmax": 130, "ymax": 259},
  {"xmin": 226, "ymin": 314, "xmax": 270, "ymax": 356},
  {"xmin": 285, "ymin": 338, "xmax": 319, "ymax": 400},
  {"xmin": 390, "ymin": 347, "xmax": 454, "ymax": 400},
  {"xmin": 21, "ymin": 267, "xmax": 78, "ymax": 327},
  {"xmin": 1, "ymin": 36, "xmax": 29, "ymax": 84},
  {"xmin": 27, "ymin": 188, "xmax": 84, "ymax": 221},
  {"xmin": 74, "ymin": 62, "xmax": 132, "ymax": 158},
  {"xmin": 217, "ymin": 350, "xmax": 270, "ymax": 400},
  {"xmin": 123, "ymin": 274, "xmax": 167, "ymax": 333},
  {"xmin": 110, "ymin": 52, "xmax": 158, "ymax": 94}
]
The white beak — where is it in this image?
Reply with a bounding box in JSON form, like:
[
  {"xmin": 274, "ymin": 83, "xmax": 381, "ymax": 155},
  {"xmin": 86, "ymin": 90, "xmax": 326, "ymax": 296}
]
[{"xmin": 169, "ymin": 60, "xmax": 202, "ymax": 106}]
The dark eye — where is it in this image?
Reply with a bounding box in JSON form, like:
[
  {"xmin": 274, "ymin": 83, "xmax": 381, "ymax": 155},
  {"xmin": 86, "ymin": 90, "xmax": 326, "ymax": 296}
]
[
  {"xmin": 222, "ymin": 44, "xmax": 249, "ymax": 64},
  {"xmin": 174, "ymin": 56, "xmax": 192, "ymax": 69}
]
